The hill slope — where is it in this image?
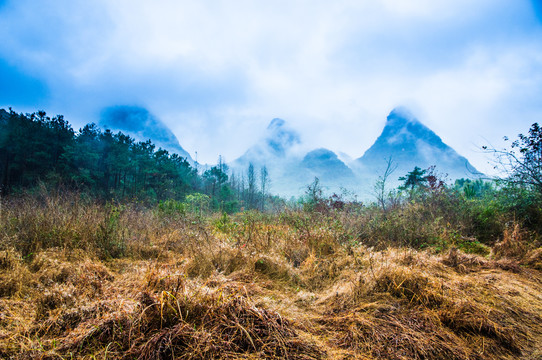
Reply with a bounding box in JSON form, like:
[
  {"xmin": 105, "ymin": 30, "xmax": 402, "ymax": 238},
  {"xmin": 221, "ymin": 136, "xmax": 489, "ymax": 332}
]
[{"xmin": 100, "ymin": 106, "xmax": 194, "ymax": 163}]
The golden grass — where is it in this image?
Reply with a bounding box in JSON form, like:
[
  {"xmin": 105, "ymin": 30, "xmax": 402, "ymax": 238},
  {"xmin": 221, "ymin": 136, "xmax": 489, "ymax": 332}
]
[{"xmin": 1, "ymin": 196, "xmax": 541, "ymax": 359}]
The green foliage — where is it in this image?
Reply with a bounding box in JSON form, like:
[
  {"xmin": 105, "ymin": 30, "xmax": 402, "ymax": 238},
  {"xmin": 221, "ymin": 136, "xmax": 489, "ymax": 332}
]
[
  {"xmin": 467, "ymin": 198, "xmax": 505, "ymax": 244},
  {"xmin": 0, "ymin": 109, "xmax": 197, "ymax": 200},
  {"xmin": 302, "ymin": 177, "xmax": 324, "ymax": 212},
  {"xmin": 508, "ymin": 122, "xmax": 542, "ymax": 192},
  {"xmin": 0, "ymin": 109, "xmax": 75, "ymax": 193},
  {"xmin": 399, "ymin": 166, "xmax": 428, "ymax": 192},
  {"xmin": 96, "ymin": 204, "xmax": 126, "ymax": 259},
  {"xmin": 456, "ymin": 238, "xmax": 490, "ymax": 255},
  {"xmin": 184, "ymin": 193, "xmax": 211, "ymax": 216},
  {"xmin": 0, "ymin": 109, "xmax": 274, "ymax": 209},
  {"xmin": 454, "ymin": 178, "xmax": 494, "ymax": 199},
  {"xmin": 214, "ymin": 211, "xmax": 230, "ymax": 232},
  {"xmin": 157, "ymin": 199, "xmax": 187, "ymax": 218},
  {"xmin": 0, "ymin": 108, "xmax": 280, "ymax": 213}
]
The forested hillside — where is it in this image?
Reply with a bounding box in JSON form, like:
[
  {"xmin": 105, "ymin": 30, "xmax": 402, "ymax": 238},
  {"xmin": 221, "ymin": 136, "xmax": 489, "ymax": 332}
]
[{"xmin": 0, "ymin": 108, "xmax": 275, "ymax": 212}]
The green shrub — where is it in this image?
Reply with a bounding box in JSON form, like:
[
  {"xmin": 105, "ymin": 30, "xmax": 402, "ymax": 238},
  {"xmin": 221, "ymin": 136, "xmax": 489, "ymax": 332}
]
[{"xmin": 157, "ymin": 199, "xmax": 187, "ymax": 218}]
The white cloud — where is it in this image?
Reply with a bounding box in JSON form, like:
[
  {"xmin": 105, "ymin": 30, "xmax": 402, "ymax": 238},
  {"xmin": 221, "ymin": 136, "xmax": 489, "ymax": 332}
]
[{"xmin": 1, "ymin": 0, "xmax": 542, "ymax": 173}]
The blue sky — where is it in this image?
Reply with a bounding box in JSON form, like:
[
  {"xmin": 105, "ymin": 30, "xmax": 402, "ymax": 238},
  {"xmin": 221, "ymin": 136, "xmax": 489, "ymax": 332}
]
[{"xmin": 1, "ymin": 0, "xmax": 542, "ymax": 174}]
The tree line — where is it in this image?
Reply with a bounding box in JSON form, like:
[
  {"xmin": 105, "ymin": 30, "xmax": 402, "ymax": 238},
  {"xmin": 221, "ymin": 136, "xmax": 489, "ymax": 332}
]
[{"xmin": 0, "ymin": 108, "xmax": 276, "ymax": 212}]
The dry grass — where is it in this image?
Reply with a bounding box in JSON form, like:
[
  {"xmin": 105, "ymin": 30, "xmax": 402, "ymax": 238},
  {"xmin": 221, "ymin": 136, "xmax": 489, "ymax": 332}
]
[{"xmin": 1, "ymin": 195, "xmax": 541, "ymax": 359}]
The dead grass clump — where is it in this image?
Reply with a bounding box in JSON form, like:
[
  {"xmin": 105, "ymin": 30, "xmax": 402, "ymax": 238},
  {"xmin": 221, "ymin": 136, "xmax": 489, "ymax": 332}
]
[
  {"xmin": 524, "ymin": 247, "xmax": 542, "ymax": 270},
  {"xmin": 133, "ymin": 243, "xmax": 169, "ymax": 260},
  {"xmin": 185, "ymin": 253, "xmax": 217, "ymax": 278},
  {"xmin": 442, "ymin": 247, "xmax": 488, "ymax": 273},
  {"xmin": 284, "ymin": 246, "xmax": 310, "ymax": 268},
  {"xmin": 184, "ymin": 247, "xmax": 251, "ymax": 278},
  {"xmin": 493, "ymin": 223, "xmax": 532, "ymax": 260},
  {"xmin": 219, "ymin": 250, "xmax": 252, "ymax": 275},
  {"xmin": 54, "ymin": 287, "xmax": 324, "ymax": 360},
  {"xmin": 442, "ymin": 247, "xmax": 524, "ymax": 274},
  {"xmin": 0, "ymin": 249, "xmax": 20, "ymax": 270},
  {"xmin": 28, "ymin": 250, "xmax": 113, "ymax": 297},
  {"xmin": 438, "ymin": 301, "xmax": 521, "ymax": 354},
  {"xmin": 0, "ymin": 250, "xmax": 34, "ymax": 298},
  {"xmin": 0, "ymin": 272, "xmax": 25, "ymax": 298},
  {"xmin": 60, "ymin": 314, "xmax": 134, "ymax": 356},
  {"xmin": 321, "ymin": 310, "xmax": 469, "ymax": 360},
  {"xmin": 34, "ymin": 304, "xmax": 98, "ymax": 337},
  {"xmin": 133, "ymin": 293, "xmax": 323, "ymax": 360},
  {"xmin": 298, "ymin": 253, "xmax": 343, "ymax": 291},
  {"xmin": 315, "ymin": 247, "xmax": 538, "ymax": 359},
  {"xmin": 369, "ymin": 266, "xmax": 446, "ymax": 308},
  {"xmin": 30, "ymin": 250, "xmax": 75, "ymax": 285},
  {"xmin": 493, "ymin": 258, "xmax": 522, "ymax": 273},
  {"xmin": 35, "ymin": 285, "xmax": 77, "ymax": 320},
  {"xmin": 74, "ymin": 260, "xmax": 114, "ymax": 293},
  {"xmin": 254, "ymin": 256, "xmax": 295, "ymax": 283},
  {"xmin": 143, "ymin": 263, "xmax": 186, "ymax": 293}
]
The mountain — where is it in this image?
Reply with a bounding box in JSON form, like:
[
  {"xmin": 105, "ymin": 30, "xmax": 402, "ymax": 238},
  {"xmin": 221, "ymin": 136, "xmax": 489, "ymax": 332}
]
[
  {"xmin": 231, "ymin": 118, "xmax": 304, "ymax": 196},
  {"xmin": 99, "ymin": 106, "xmax": 193, "ymax": 163},
  {"xmin": 354, "ymin": 107, "xmax": 479, "ymax": 184},
  {"xmin": 227, "ymin": 108, "xmax": 482, "ymax": 198},
  {"xmin": 301, "ymin": 148, "xmax": 356, "ymax": 184},
  {"xmin": 232, "ymin": 119, "xmax": 357, "ymax": 197},
  {"xmin": 234, "ymin": 118, "xmax": 301, "ymax": 167}
]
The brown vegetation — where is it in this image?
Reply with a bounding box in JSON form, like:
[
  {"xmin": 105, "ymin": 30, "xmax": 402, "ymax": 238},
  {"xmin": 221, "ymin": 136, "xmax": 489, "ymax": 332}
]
[{"xmin": 1, "ymin": 193, "xmax": 541, "ymax": 359}]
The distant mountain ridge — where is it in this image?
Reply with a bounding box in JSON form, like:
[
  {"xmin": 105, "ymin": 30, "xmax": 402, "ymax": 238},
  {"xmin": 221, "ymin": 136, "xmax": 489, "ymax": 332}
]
[
  {"xmin": 99, "ymin": 106, "xmax": 194, "ymax": 163},
  {"xmin": 230, "ymin": 107, "xmax": 480, "ymax": 197},
  {"xmin": 3, "ymin": 105, "xmax": 480, "ymax": 197},
  {"xmin": 229, "ymin": 117, "xmax": 356, "ymax": 197}
]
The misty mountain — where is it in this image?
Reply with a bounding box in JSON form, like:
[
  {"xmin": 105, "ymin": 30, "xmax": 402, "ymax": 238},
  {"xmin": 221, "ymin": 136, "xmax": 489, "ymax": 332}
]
[
  {"xmin": 231, "ymin": 118, "xmax": 357, "ymax": 197},
  {"xmin": 234, "ymin": 118, "xmax": 301, "ymax": 167},
  {"xmin": 230, "ymin": 118, "xmax": 305, "ymax": 196},
  {"xmin": 300, "ymin": 148, "xmax": 356, "ymax": 184},
  {"xmin": 99, "ymin": 106, "xmax": 193, "ymax": 163},
  {"xmin": 354, "ymin": 107, "xmax": 480, "ymax": 186},
  {"xmin": 231, "ymin": 107, "xmax": 480, "ymax": 198}
]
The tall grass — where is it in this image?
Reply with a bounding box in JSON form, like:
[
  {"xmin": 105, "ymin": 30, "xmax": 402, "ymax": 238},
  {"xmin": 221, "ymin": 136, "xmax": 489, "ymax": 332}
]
[{"xmin": 1, "ymin": 191, "xmax": 541, "ymax": 359}]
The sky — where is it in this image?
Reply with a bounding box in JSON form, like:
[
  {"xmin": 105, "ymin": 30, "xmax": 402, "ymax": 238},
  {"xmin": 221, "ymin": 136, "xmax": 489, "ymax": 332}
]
[{"xmin": 1, "ymin": 0, "xmax": 542, "ymax": 174}]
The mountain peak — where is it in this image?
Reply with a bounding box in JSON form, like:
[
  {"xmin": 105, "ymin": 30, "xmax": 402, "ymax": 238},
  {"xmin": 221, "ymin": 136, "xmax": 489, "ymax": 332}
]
[
  {"xmin": 378, "ymin": 107, "xmax": 440, "ymax": 148},
  {"xmin": 267, "ymin": 118, "xmax": 286, "ymax": 130},
  {"xmin": 387, "ymin": 106, "xmax": 416, "ymax": 122},
  {"xmin": 356, "ymin": 107, "xmax": 479, "ymax": 180},
  {"xmin": 301, "ymin": 148, "xmax": 355, "ymax": 183},
  {"xmin": 233, "ymin": 117, "xmax": 301, "ymax": 170},
  {"xmin": 264, "ymin": 118, "xmax": 301, "ymax": 156},
  {"xmin": 384, "ymin": 106, "xmax": 423, "ymax": 132},
  {"xmin": 100, "ymin": 106, "xmax": 193, "ymax": 162}
]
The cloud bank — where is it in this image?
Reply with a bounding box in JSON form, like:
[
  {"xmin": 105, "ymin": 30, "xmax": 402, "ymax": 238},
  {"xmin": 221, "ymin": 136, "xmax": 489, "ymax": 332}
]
[{"xmin": 1, "ymin": 0, "xmax": 542, "ymax": 174}]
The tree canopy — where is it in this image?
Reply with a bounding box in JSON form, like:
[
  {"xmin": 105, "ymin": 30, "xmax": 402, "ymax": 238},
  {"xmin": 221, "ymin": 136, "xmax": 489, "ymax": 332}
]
[{"xmin": 0, "ymin": 109, "xmax": 274, "ymax": 212}]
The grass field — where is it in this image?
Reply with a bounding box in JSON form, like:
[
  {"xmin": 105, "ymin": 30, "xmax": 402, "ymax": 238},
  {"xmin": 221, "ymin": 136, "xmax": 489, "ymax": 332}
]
[{"xmin": 1, "ymin": 193, "xmax": 541, "ymax": 359}]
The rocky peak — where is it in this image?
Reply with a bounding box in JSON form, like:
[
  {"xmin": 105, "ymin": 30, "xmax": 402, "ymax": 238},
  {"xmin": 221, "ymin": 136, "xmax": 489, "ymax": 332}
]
[
  {"xmin": 264, "ymin": 118, "xmax": 301, "ymax": 156},
  {"xmin": 356, "ymin": 107, "xmax": 478, "ymax": 180}
]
